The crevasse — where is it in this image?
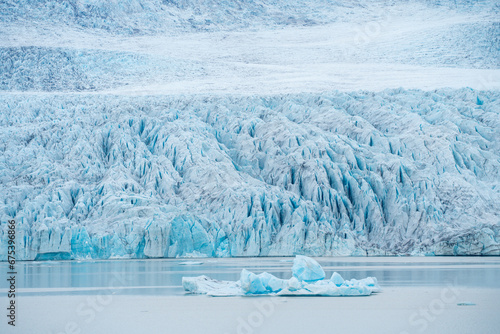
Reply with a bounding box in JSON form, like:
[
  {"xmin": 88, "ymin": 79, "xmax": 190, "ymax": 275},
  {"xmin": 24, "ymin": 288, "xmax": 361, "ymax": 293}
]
[{"xmin": 1, "ymin": 89, "xmax": 499, "ymax": 260}]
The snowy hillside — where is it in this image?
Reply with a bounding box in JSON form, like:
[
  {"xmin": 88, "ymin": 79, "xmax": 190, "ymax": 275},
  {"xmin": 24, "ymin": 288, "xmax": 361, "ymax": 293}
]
[
  {"xmin": 0, "ymin": 0, "xmax": 499, "ymax": 260},
  {"xmin": 1, "ymin": 1, "xmax": 499, "ymax": 94},
  {"xmin": 1, "ymin": 0, "xmax": 498, "ymax": 36}
]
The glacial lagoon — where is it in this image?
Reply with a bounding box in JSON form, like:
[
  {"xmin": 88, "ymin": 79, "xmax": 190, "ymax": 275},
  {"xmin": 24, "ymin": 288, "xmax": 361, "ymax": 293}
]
[
  {"xmin": 3, "ymin": 256, "xmax": 500, "ymax": 296},
  {"xmin": 2, "ymin": 256, "xmax": 500, "ymax": 334}
]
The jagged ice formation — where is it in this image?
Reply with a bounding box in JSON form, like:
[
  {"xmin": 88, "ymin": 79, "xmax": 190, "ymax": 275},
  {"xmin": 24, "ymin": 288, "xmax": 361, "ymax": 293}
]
[
  {"xmin": 0, "ymin": 89, "xmax": 499, "ymax": 260},
  {"xmin": 0, "ymin": 0, "xmax": 499, "ymax": 260}
]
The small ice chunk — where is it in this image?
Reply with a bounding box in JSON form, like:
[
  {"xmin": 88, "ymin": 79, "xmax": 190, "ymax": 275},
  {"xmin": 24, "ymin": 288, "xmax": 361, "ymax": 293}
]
[
  {"xmin": 287, "ymin": 277, "xmax": 302, "ymax": 291},
  {"xmin": 259, "ymin": 272, "xmax": 287, "ymax": 292},
  {"xmin": 363, "ymin": 277, "xmax": 378, "ymax": 287},
  {"xmin": 182, "ymin": 275, "xmax": 242, "ymax": 296},
  {"xmin": 240, "ymin": 269, "xmax": 267, "ymax": 294},
  {"xmin": 292, "ymin": 255, "xmax": 325, "ymax": 282},
  {"xmin": 182, "ymin": 276, "xmax": 205, "ymax": 293},
  {"xmin": 330, "ymin": 272, "xmax": 344, "ymax": 286},
  {"xmin": 179, "ymin": 261, "xmax": 203, "ymax": 265},
  {"xmin": 240, "ymin": 269, "xmax": 287, "ymax": 294}
]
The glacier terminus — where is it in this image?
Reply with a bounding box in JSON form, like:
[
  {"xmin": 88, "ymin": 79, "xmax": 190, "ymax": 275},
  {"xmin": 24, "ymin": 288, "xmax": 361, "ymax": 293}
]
[
  {"xmin": 0, "ymin": 0, "xmax": 499, "ymax": 260},
  {"xmin": 1, "ymin": 89, "xmax": 499, "ymax": 260}
]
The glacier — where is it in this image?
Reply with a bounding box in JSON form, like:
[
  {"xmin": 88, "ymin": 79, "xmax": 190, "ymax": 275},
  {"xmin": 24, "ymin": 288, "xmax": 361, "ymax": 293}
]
[
  {"xmin": 182, "ymin": 255, "xmax": 380, "ymax": 296},
  {"xmin": 0, "ymin": 0, "xmax": 499, "ymax": 260},
  {"xmin": 0, "ymin": 89, "xmax": 499, "ymax": 260}
]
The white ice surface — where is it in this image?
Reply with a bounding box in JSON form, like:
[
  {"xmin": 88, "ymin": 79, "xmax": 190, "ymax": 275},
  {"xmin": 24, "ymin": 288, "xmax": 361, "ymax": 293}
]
[
  {"xmin": 3, "ymin": 287, "xmax": 499, "ymax": 334},
  {"xmin": 0, "ymin": 1, "xmax": 498, "ymax": 94}
]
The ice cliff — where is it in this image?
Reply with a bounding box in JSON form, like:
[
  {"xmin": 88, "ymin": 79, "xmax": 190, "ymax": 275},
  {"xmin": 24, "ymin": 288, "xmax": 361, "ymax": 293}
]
[
  {"xmin": 0, "ymin": 89, "xmax": 499, "ymax": 260},
  {"xmin": 0, "ymin": 0, "xmax": 499, "ymax": 260}
]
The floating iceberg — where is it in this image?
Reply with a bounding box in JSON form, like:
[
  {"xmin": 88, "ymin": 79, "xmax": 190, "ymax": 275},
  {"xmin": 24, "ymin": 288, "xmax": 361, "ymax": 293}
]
[
  {"xmin": 292, "ymin": 255, "xmax": 325, "ymax": 282},
  {"xmin": 182, "ymin": 256, "xmax": 380, "ymax": 296}
]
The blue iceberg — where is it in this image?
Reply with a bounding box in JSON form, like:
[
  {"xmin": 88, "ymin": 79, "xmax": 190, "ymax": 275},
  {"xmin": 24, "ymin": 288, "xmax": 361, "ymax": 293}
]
[
  {"xmin": 182, "ymin": 255, "xmax": 380, "ymax": 296},
  {"xmin": 292, "ymin": 255, "xmax": 325, "ymax": 282},
  {"xmin": 239, "ymin": 269, "xmax": 288, "ymax": 294},
  {"xmin": 330, "ymin": 272, "xmax": 345, "ymax": 286}
]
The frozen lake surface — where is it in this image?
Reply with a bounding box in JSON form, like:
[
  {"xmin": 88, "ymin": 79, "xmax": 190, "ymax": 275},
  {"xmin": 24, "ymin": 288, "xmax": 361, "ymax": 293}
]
[{"xmin": 2, "ymin": 257, "xmax": 500, "ymax": 334}]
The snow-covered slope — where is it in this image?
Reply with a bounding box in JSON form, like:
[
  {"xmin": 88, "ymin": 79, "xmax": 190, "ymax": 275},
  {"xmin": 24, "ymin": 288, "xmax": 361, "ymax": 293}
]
[
  {"xmin": 1, "ymin": 0, "xmax": 497, "ymax": 36},
  {"xmin": 1, "ymin": 1, "xmax": 499, "ymax": 93},
  {"xmin": 0, "ymin": 1, "xmax": 499, "ymax": 260}
]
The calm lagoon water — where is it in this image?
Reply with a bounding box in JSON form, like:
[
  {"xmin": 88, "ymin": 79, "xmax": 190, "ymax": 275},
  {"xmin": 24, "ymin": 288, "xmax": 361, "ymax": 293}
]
[{"xmin": 2, "ymin": 257, "xmax": 500, "ymax": 296}]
